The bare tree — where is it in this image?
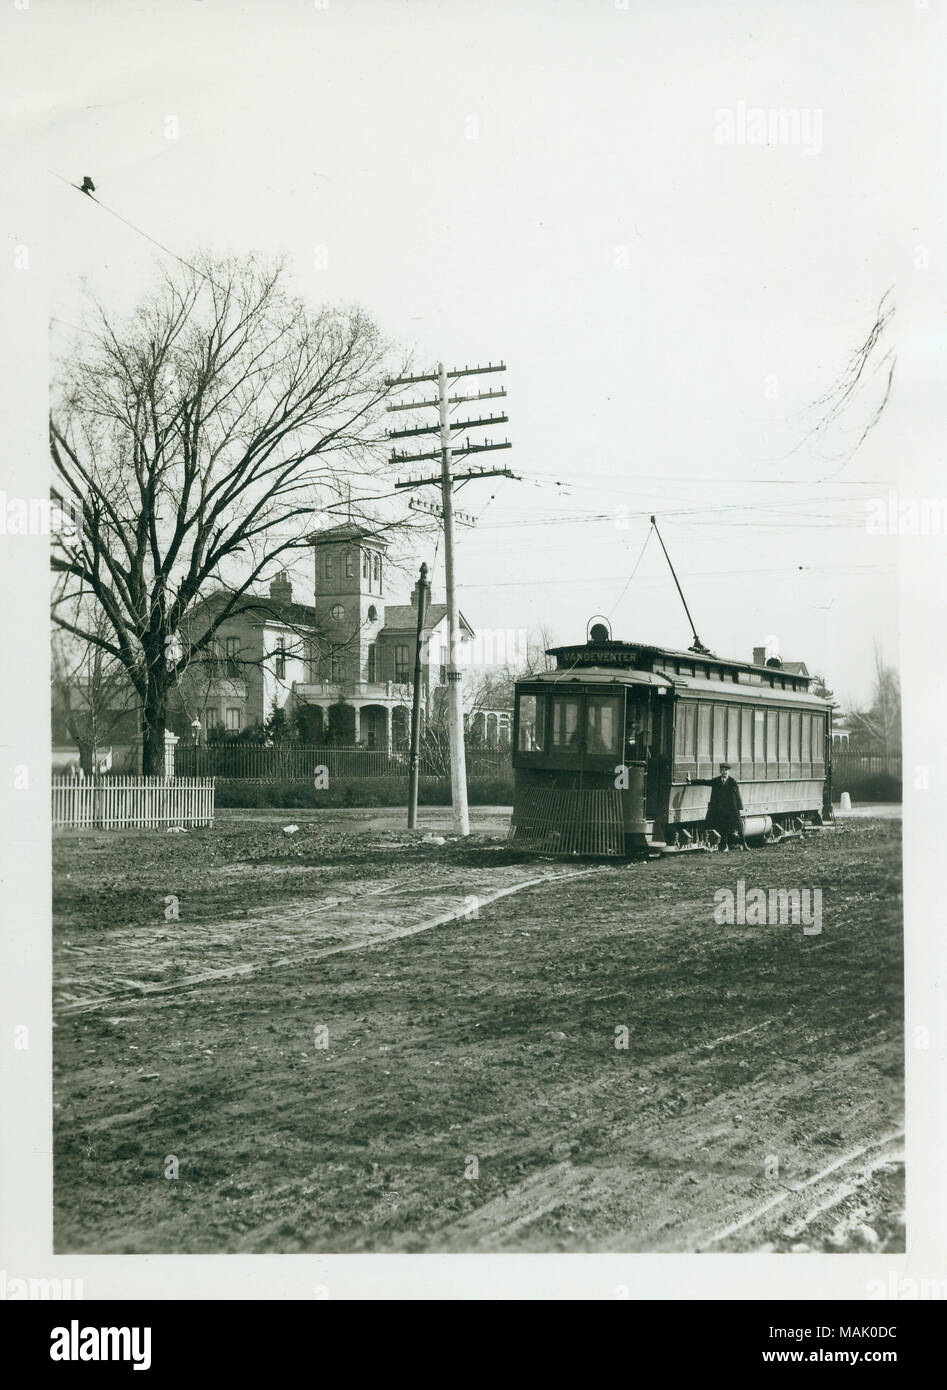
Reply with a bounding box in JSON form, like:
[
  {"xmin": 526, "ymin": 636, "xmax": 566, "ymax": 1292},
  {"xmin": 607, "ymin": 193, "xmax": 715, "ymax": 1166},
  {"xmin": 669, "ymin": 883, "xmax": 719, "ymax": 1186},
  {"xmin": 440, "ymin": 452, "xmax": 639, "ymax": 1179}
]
[
  {"xmin": 522, "ymin": 623, "xmax": 558, "ymax": 675},
  {"xmin": 845, "ymin": 646, "xmax": 901, "ymax": 755},
  {"xmin": 799, "ymin": 288, "xmax": 895, "ymax": 471},
  {"xmin": 50, "ymin": 254, "xmax": 399, "ymax": 772},
  {"xmin": 465, "ymin": 667, "xmax": 516, "ymax": 732},
  {"xmin": 51, "ymin": 603, "xmax": 139, "ymax": 773}
]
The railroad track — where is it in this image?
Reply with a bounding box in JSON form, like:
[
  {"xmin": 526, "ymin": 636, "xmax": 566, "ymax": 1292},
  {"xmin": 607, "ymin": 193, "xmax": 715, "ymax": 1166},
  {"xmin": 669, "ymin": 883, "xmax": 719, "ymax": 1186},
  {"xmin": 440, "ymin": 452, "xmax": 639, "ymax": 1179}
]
[
  {"xmin": 699, "ymin": 1126, "xmax": 905, "ymax": 1251},
  {"xmin": 55, "ymin": 863, "xmax": 612, "ymax": 1017}
]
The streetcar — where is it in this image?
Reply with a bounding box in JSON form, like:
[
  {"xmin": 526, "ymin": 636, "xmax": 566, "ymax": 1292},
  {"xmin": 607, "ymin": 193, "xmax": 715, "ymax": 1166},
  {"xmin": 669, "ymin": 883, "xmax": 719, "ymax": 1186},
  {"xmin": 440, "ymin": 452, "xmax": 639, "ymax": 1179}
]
[{"xmin": 509, "ymin": 621, "xmax": 834, "ymax": 858}]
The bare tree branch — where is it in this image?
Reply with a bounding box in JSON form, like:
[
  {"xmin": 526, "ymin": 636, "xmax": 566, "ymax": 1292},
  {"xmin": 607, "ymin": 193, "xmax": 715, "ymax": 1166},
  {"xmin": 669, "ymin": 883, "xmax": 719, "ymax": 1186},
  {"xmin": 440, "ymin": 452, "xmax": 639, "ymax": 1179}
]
[{"xmin": 50, "ymin": 253, "xmax": 408, "ymax": 772}]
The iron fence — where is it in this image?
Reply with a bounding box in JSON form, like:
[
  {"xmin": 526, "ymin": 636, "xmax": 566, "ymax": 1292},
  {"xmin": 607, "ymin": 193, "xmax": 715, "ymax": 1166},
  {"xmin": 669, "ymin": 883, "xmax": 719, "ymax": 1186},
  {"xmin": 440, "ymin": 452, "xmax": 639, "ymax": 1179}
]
[
  {"xmin": 831, "ymin": 752, "xmax": 902, "ymax": 777},
  {"xmin": 175, "ymin": 743, "xmax": 510, "ymax": 781}
]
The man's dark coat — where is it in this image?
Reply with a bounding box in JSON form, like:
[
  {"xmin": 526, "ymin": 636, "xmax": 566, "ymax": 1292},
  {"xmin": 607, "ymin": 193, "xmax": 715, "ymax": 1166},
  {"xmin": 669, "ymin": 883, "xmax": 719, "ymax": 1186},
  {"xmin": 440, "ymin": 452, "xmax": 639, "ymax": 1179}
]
[{"xmin": 692, "ymin": 775, "xmax": 744, "ymax": 836}]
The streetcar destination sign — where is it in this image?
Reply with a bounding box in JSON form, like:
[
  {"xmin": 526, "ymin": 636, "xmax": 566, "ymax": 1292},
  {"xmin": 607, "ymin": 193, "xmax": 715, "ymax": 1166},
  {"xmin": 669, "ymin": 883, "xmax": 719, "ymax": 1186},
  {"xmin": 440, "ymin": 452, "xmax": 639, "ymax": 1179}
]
[{"xmin": 557, "ymin": 647, "xmax": 641, "ymax": 667}]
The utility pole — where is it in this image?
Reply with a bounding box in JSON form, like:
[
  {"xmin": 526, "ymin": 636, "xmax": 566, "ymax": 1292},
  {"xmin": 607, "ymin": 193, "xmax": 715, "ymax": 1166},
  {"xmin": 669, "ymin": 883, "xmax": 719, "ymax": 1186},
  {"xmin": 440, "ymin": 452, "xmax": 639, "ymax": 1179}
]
[
  {"xmin": 407, "ymin": 562, "xmax": 428, "ymax": 830},
  {"xmin": 386, "ymin": 360, "xmax": 516, "ymax": 836},
  {"xmin": 437, "ymin": 363, "xmax": 468, "ymax": 834}
]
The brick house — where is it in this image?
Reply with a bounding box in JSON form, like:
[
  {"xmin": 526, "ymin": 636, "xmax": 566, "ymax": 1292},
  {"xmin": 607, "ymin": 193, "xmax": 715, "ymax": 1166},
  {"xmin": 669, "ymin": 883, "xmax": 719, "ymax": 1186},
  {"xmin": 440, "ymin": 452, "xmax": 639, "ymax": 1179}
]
[
  {"xmin": 174, "ymin": 579, "xmax": 314, "ymax": 737},
  {"xmin": 172, "ymin": 523, "xmax": 511, "ymax": 750},
  {"xmin": 290, "ymin": 522, "xmax": 480, "ymax": 749}
]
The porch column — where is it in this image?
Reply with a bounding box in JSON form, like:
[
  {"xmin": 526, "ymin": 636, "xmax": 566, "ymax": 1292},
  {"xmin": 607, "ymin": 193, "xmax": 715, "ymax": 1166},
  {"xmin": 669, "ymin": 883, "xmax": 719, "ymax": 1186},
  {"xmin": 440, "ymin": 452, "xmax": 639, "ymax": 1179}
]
[
  {"xmin": 384, "ymin": 705, "xmax": 392, "ymax": 753},
  {"xmin": 352, "ymin": 704, "xmax": 361, "ymax": 745}
]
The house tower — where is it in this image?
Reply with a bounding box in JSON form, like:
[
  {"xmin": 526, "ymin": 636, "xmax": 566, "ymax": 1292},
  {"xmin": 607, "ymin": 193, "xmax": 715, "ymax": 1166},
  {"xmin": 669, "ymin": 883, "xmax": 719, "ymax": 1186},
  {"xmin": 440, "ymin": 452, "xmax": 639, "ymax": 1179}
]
[{"xmin": 309, "ymin": 523, "xmax": 389, "ymax": 685}]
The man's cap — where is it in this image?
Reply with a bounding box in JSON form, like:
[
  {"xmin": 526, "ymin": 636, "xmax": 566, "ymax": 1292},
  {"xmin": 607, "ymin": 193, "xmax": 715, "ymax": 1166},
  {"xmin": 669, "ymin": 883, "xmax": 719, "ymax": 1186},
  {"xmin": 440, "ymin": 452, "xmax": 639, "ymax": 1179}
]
[{"xmin": 719, "ymin": 762, "xmax": 731, "ymax": 770}]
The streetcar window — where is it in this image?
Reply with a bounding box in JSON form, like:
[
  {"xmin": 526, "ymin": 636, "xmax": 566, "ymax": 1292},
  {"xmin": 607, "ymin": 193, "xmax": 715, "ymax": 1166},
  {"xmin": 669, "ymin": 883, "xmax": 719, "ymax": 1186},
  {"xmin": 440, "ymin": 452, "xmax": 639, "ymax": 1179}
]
[
  {"xmin": 766, "ymin": 710, "xmax": 778, "ymax": 761},
  {"xmin": 778, "ymin": 711, "xmax": 790, "ymax": 762},
  {"xmin": 676, "ymin": 704, "xmax": 696, "ymax": 758},
  {"xmin": 727, "ymin": 706, "xmax": 740, "ymax": 761},
  {"xmin": 812, "ymin": 713, "xmax": 825, "ymax": 758},
  {"xmin": 552, "ymin": 696, "xmax": 582, "ymax": 749},
  {"xmin": 741, "ymin": 707, "xmax": 753, "ymax": 761},
  {"xmin": 517, "ymin": 694, "xmax": 546, "ymax": 753},
  {"xmin": 754, "ymin": 709, "xmax": 765, "ymax": 760},
  {"xmin": 790, "ymin": 711, "xmax": 801, "ymax": 762},
  {"xmin": 801, "ymin": 712, "xmax": 812, "ymax": 761},
  {"xmin": 697, "ymin": 704, "xmax": 711, "ymax": 758},
  {"xmin": 713, "ymin": 705, "xmax": 726, "ymax": 761},
  {"xmin": 587, "ymin": 695, "xmax": 621, "ymax": 755}
]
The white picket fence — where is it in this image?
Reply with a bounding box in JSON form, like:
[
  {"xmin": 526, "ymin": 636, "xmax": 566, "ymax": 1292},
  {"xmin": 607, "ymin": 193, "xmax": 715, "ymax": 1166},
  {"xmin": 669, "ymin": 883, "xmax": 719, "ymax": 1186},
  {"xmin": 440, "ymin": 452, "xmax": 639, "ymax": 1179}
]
[{"xmin": 51, "ymin": 775, "xmax": 215, "ymax": 830}]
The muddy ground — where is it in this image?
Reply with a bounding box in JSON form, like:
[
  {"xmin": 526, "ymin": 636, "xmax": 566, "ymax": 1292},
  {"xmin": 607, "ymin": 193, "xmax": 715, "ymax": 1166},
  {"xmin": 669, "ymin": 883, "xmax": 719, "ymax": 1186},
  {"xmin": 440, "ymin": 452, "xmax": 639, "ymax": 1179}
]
[{"xmin": 52, "ymin": 814, "xmax": 903, "ymax": 1254}]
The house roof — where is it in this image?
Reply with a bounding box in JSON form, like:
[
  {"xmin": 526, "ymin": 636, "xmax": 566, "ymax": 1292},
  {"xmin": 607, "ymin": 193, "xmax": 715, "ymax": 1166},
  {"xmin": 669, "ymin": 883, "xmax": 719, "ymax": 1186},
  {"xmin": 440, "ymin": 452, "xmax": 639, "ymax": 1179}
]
[
  {"xmin": 187, "ymin": 591, "xmax": 316, "ymax": 631},
  {"xmin": 308, "ymin": 522, "xmax": 389, "ymax": 548},
  {"xmin": 380, "ymin": 604, "xmax": 474, "ymax": 637},
  {"xmin": 190, "ymin": 589, "xmax": 473, "ymax": 637},
  {"xmin": 246, "ymin": 598, "xmax": 317, "ymax": 629}
]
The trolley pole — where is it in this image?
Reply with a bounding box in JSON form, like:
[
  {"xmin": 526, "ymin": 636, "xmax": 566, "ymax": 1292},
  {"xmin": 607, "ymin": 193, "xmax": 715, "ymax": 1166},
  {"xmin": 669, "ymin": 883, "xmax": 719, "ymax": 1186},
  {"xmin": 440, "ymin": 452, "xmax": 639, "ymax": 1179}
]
[
  {"xmin": 437, "ymin": 363, "xmax": 470, "ymax": 836},
  {"xmin": 386, "ymin": 358, "xmax": 517, "ymax": 837},
  {"xmin": 407, "ymin": 561, "xmax": 429, "ymax": 830}
]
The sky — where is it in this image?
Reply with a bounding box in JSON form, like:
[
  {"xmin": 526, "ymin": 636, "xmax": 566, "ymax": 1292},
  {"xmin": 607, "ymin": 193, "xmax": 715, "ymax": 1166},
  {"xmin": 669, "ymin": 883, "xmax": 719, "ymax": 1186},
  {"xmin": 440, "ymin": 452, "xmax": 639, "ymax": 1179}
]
[{"xmin": 5, "ymin": 0, "xmax": 944, "ymax": 709}]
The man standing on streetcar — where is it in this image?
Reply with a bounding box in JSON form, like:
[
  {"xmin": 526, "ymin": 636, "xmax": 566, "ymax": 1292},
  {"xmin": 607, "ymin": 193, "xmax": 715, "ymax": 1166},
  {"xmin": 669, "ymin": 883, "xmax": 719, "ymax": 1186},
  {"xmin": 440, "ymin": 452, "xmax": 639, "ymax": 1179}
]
[{"xmin": 686, "ymin": 762, "xmax": 748, "ymax": 852}]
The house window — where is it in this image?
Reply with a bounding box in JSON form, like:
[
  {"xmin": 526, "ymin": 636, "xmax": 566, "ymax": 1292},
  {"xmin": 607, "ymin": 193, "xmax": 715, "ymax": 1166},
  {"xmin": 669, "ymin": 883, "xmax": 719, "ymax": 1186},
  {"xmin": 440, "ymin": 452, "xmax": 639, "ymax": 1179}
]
[
  {"xmin": 205, "ymin": 707, "xmax": 218, "ymax": 729},
  {"xmin": 367, "ymin": 604, "xmax": 378, "ymax": 622},
  {"xmin": 226, "ymin": 707, "xmax": 241, "ymax": 731},
  {"xmin": 324, "ymin": 553, "xmax": 334, "ymax": 579},
  {"xmin": 363, "ymin": 552, "xmax": 370, "ymax": 578},
  {"xmin": 225, "ymin": 636, "xmax": 240, "ymax": 675},
  {"xmin": 330, "ymin": 603, "xmax": 345, "ymax": 622},
  {"xmin": 275, "ymin": 636, "xmax": 285, "ymax": 680},
  {"xmin": 373, "ymin": 553, "xmax": 381, "ymax": 587},
  {"xmin": 395, "ymin": 644, "xmax": 411, "ymax": 682},
  {"xmin": 329, "ymin": 652, "xmax": 343, "ymax": 683},
  {"xmin": 367, "ymin": 643, "xmax": 376, "ymax": 682},
  {"xmin": 345, "ymin": 549, "xmax": 355, "ymax": 578}
]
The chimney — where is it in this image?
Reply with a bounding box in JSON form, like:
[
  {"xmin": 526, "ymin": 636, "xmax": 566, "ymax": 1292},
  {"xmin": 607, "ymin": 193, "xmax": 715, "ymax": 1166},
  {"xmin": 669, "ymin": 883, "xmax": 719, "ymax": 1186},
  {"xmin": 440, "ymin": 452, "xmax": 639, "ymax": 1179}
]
[
  {"xmin": 269, "ymin": 573, "xmax": 293, "ymax": 606},
  {"xmin": 410, "ymin": 576, "xmax": 431, "ymax": 607}
]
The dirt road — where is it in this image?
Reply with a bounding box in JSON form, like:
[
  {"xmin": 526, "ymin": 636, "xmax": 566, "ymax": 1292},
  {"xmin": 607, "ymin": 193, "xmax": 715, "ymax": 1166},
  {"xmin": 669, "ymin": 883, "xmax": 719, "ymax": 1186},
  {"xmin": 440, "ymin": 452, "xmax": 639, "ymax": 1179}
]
[{"xmin": 53, "ymin": 816, "xmax": 903, "ymax": 1253}]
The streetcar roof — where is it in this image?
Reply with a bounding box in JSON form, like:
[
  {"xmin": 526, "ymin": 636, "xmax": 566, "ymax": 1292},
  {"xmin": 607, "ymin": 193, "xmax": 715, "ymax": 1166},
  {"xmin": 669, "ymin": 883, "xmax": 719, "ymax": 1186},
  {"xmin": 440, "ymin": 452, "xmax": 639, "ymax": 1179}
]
[
  {"xmin": 545, "ymin": 640, "xmax": 789, "ymax": 672},
  {"xmin": 541, "ymin": 638, "xmax": 819, "ymax": 695},
  {"xmin": 515, "ymin": 667, "xmax": 833, "ymax": 707},
  {"xmin": 516, "ymin": 668, "xmax": 672, "ymax": 689},
  {"xmin": 659, "ymin": 674, "xmax": 834, "ymax": 708}
]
